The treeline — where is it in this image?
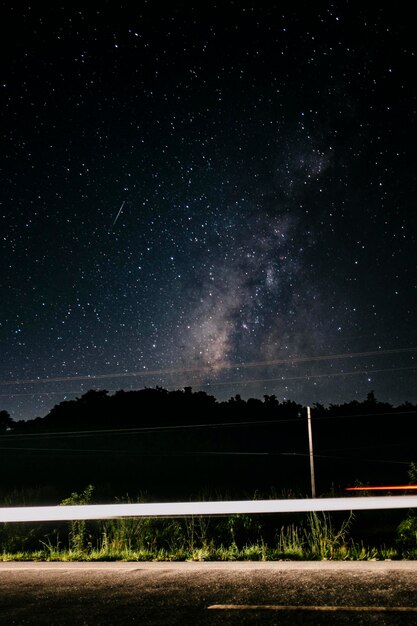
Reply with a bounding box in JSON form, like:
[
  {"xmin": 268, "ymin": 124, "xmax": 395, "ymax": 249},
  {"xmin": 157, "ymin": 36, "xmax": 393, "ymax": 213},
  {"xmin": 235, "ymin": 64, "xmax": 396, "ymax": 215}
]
[
  {"xmin": 2, "ymin": 387, "xmax": 416, "ymax": 432},
  {"xmin": 1, "ymin": 387, "xmax": 303, "ymax": 432},
  {"xmin": 0, "ymin": 388, "xmax": 416, "ymax": 498}
]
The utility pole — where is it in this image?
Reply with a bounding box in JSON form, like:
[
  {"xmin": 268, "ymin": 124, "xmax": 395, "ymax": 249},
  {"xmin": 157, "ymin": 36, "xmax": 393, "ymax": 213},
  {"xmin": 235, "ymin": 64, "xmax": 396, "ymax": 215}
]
[{"xmin": 307, "ymin": 406, "xmax": 316, "ymax": 498}]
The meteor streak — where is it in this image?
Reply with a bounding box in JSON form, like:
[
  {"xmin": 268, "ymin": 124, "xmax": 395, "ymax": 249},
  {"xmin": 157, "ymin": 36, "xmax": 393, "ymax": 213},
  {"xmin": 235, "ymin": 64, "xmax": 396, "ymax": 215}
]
[{"xmin": 111, "ymin": 201, "xmax": 125, "ymax": 228}]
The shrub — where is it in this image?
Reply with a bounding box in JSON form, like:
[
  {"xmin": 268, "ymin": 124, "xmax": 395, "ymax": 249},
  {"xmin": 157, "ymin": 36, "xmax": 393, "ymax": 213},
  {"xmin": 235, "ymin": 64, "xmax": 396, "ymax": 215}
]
[{"xmin": 396, "ymin": 515, "xmax": 417, "ymax": 557}]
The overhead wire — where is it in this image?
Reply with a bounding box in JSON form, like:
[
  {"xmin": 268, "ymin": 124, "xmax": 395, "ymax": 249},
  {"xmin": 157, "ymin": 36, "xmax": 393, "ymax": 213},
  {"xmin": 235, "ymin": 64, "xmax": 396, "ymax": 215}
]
[
  {"xmin": 0, "ymin": 408, "xmax": 416, "ymax": 441},
  {"xmin": 0, "ymin": 346, "xmax": 416, "ymax": 388},
  {"xmin": 0, "ymin": 445, "xmax": 413, "ymax": 468}
]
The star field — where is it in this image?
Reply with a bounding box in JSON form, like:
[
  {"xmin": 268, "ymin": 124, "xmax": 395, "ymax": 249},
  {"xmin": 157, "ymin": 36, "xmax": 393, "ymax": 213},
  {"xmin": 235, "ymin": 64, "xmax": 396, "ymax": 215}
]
[{"xmin": 1, "ymin": 2, "xmax": 416, "ymax": 420}]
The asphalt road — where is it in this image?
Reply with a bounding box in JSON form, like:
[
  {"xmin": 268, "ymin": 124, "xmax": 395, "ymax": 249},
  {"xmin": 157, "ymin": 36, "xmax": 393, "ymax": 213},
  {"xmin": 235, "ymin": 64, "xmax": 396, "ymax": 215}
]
[{"xmin": 1, "ymin": 561, "xmax": 417, "ymax": 625}]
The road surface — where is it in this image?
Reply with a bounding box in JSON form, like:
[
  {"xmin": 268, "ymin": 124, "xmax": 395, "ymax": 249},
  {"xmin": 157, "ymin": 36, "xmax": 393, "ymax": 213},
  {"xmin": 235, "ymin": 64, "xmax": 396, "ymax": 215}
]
[{"xmin": 1, "ymin": 561, "xmax": 417, "ymax": 624}]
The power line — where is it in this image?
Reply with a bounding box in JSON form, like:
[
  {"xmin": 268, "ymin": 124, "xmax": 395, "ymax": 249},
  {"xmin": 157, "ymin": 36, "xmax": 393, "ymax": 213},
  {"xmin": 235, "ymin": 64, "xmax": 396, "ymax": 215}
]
[
  {"xmin": 0, "ymin": 410, "xmax": 416, "ymax": 441},
  {"xmin": 0, "ymin": 446, "xmax": 413, "ymax": 468},
  {"xmin": 311, "ymin": 453, "xmax": 413, "ymax": 467},
  {"xmin": 1, "ymin": 346, "xmax": 416, "ymax": 387},
  {"xmin": 188, "ymin": 365, "xmax": 417, "ymax": 389},
  {"xmin": 0, "ymin": 418, "xmax": 299, "ymax": 440},
  {"xmin": 1, "ymin": 365, "xmax": 416, "ymax": 400}
]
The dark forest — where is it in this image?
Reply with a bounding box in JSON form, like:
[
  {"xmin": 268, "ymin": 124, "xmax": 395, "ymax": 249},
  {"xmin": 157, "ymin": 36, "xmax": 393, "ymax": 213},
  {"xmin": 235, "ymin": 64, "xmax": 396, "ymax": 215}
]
[{"xmin": 1, "ymin": 388, "xmax": 416, "ymax": 501}]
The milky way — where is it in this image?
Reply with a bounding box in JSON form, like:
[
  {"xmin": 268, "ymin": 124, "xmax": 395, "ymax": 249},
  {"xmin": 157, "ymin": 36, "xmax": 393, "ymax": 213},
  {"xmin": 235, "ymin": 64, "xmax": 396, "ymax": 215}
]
[{"xmin": 1, "ymin": 3, "xmax": 416, "ymax": 419}]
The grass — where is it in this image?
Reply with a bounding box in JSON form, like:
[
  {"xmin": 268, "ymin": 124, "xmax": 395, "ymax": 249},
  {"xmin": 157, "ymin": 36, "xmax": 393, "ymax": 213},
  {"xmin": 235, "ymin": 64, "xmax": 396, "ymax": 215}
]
[
  {"xmin": 0, "ymin": 543, "xmax": 398, "ymax": 563},
  {"xmin": 1, "ymin": 486, "xmax": 416, "ymax": 561}
]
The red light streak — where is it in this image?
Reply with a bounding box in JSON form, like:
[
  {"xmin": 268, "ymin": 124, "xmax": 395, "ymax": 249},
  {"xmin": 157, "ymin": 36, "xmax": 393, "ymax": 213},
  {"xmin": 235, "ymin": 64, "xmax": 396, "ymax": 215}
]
[{"xmin": 346, "ymin": 485, "xmax": 417, "ymax": 491}]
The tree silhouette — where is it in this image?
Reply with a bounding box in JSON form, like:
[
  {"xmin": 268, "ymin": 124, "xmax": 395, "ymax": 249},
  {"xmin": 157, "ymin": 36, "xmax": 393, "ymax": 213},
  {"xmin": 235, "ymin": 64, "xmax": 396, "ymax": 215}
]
[{"xmin": 0, "ymin": 410, "xmax": 13, "ymax": 432}]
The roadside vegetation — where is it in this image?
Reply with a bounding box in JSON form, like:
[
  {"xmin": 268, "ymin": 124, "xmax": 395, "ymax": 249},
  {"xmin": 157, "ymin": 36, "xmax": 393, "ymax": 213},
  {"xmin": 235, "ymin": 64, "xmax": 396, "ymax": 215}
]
[{"xmin": 1, "ymin": 484, "xmax": 416, "ymax": 562}]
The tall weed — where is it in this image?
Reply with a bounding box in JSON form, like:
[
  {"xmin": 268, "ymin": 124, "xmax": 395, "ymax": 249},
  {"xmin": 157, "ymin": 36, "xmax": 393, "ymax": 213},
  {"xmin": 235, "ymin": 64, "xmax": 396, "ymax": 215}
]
[{"xmin": 304, "ymin": 512, "xmax": 353, "ymax": 560}]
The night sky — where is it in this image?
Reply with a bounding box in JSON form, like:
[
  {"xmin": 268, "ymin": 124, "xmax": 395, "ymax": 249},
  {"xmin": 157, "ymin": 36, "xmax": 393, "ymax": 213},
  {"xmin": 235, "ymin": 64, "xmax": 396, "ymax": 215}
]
[{"xmin": 1, "ymin": 2, "xmax": 416, "ymax": 421}]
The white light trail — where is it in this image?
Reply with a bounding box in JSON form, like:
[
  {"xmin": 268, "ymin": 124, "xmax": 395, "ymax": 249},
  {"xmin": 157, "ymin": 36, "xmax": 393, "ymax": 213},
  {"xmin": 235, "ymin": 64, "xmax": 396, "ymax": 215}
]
[{"xmin": 1, "ymin": 497, "xmax": 416, "ymax": 523}]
